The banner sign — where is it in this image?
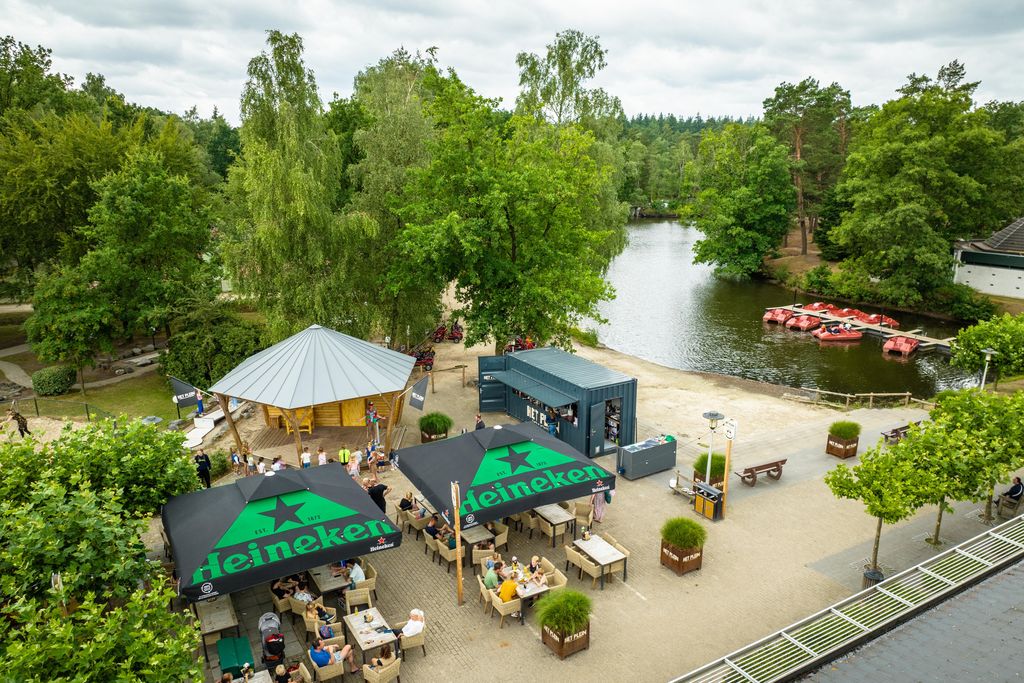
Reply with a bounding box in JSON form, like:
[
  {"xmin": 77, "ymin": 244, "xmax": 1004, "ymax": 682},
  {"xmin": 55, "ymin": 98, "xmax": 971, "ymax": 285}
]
[
  {"xmin": 408, "ymin": 376, "xmax": 429, "ymax": 411},
  {"xmin": 170, "ymin": 376, "xmax": 199, "ymax": 407}
]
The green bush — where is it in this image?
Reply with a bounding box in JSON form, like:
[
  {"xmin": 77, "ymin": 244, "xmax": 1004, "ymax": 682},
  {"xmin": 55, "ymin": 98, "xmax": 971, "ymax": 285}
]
[
  {"xmin": 160, "ymin": 304, "xmax": 266, "ymax": 389},
  {"xmin": 570, "ymin": 327, "xmax": 599, "ymax": 348},
  {"xmin": 208, "ymin": 450, "xmax": 230, "ymax": 480},
  {"xmin": 534, "ymin": 589, "xmax": 591, "ymax": 634},
  {"xmin": 693, "ymin": 452, "xmax": 726, "ymax": 479},
  {"xmin": 419, "ymin": 412, "xmax": 453, "ymax": 436},
  {"xmin": 31, "ymin": 366, "xmax": 76, "ymax": 396},
  {"xmin": 829, "ymin": 421, "xmax": 861, "ymax": 439},
  {"xmin": 803, "ymin": 265, "xmax": 835, "ymax": 296},
  {"xmin": 661, "ymin": 517, "xmax": 707, "ymax": 549},
  {"xmin": 929, "ymin": 284, "xmax": 996, "ymax": 322}
]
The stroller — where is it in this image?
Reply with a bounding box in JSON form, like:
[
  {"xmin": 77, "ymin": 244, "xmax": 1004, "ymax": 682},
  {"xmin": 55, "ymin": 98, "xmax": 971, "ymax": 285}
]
[{"xmin": 259, "ymin": 611, "xmax": 285, "ymax": 667}]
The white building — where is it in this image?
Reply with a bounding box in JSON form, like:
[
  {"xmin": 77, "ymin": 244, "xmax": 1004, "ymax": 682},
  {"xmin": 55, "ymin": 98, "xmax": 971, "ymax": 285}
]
[{"xmin": 953, "ymin": 217, "xmax": 1024, "ymax": 299}]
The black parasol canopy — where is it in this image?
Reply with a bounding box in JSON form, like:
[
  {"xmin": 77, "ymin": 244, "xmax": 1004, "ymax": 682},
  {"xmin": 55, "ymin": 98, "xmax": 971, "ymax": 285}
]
[
  {"xmin": 397, "ymin": 422, "xmax": 615, "ymax": 528},
  {"xmin": 163, "ymin": 463, "xmax": 401, "ymax": 601}
]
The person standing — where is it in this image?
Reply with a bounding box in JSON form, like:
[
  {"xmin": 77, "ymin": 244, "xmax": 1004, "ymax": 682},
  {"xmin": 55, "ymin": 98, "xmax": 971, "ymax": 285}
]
[
  {"xmin": 195, "ymin": 389, "xmax": 205, "ymax": 417},
  {"xmin": 475, "ymin": 413, "xmax": 485, "ymax": 430},
  {"xmin": 6, "ymin": 409, "xmax": 31, "ymax": 438},
  {"xmin": 193, "ymin": 449, "xmax": 212, "ymax": 488},
  {"xmin": 338, "ymin": 446, "xmax": 351, "ymax": 467},
  {"xmin": 591, "ymin": 490, "xmax": 608, "ymax": 523},
  {"xmin": 363, "ymin": 477, "xmax": 392, "ymax": 513},
  {"xmin": 301, "ymin": 446, "xmax": 312, "ymax": 469},
  {"xmin": 317, "ymin": 446, "xmax": 328, "ymax": 467}
]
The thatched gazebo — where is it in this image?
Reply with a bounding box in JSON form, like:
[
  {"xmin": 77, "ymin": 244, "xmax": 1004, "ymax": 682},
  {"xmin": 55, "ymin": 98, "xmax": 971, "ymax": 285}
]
[{"xmin": 209, "ymin": 324, "xmax": 415, "ymax": 464}]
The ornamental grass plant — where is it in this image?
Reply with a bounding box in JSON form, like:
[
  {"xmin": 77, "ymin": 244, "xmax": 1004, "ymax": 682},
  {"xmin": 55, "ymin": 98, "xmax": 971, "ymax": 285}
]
[
  {"xmin": 661, "ymin": 516, "xmax": 707, "ymax": 550},
  {"xmin": 418, "ymin": 412, "xmax": 453, "ymax": 436},
  {"xmin": 693, "ymin": 452, "xmax": 726, "ymax": 479},
  {"xmin": 829, "ymin": 421, "xmax": 861, "ymax": 440},
  {"xmin": 535, "ymin": 589, "xmax": 592, "ymax": 634}
]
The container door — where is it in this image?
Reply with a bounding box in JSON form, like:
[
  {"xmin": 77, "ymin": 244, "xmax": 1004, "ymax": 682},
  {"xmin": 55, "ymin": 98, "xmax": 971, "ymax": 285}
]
[
  {"xmin": 478, "ymin": 356, "xmax": 507, "ymax": 413},
  {"xmin": 588, "ymin": 402, "xmax": 605, "ymax": 457}
]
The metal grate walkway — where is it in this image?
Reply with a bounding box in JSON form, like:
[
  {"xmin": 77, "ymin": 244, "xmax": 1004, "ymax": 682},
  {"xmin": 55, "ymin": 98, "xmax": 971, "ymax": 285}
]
[{"xmin": 671, "ymin": 515, "xmax": 1024, "ymax": 683}]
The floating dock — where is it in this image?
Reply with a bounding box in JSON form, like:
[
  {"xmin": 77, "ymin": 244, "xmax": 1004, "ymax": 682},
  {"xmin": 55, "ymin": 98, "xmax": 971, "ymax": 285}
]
[{"xmin": 768, "ymin": 305, "xmax": 955, "ymax": 354}]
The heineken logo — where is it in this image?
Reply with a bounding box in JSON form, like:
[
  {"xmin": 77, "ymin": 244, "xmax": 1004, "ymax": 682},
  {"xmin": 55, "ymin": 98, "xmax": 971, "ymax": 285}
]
[
  {"xmin": 191, "ymin": 490, "xmax": 396, "ymax": 585},
  {"xmin": 460, "ymin": 440, "xmax": 610, "ymax": 516}
]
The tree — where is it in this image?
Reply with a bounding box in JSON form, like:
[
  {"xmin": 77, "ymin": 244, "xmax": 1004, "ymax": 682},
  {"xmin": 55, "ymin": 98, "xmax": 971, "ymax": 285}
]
[
  {"xmin": 402, "ymin": 74, "xmax": 624, "ymax": 353},
  {"xmin": 684, "ymin": 124, "xmax": 795, "ymax": 277},
  {"xmin": 226, "ymin": 31, "xmax": 377, "ymax": 339},
  {"xmin": 160, "ymin": 301, "xmax": 265, "ymax": 388},
  {"xmin": 25, "ymin": 266, "xmax": 116, "ymax": 394},
  {"xmin": 950, "ymin": 313, "xmax": 1024, "ymax": 379},
  {"xmin": 0, "ymin": 36, "xmax": 73, "ymax": 118},
  {"xmin": 833, "ymin": 62, "xmax": 1024, "ymax": 306},
  {"xmin": 2, "ymin": 585, "xmax": 200, "ymax": 682},
  {"xmin": 763, "ymin": 78, "xmax": 851, "ymax": 254},
  {"xmin": 825, "ymin": 446, "xmax": 927, "ymax": 573}
]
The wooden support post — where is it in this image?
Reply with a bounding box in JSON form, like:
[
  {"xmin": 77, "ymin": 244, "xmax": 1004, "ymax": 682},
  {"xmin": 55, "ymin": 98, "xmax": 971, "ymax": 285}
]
[
  {"xmin": 379, "ymin": 392, "xmax": 396, "ymax": 455},
  {"xmin": 430, "ymin": 371, "xmax": 435, "ymax": 394},
  {"xmin": 285, "ymin": 409, "xmax": 304, "ymax": 466},
  {"xmin": 216, "ymin": 393, "xmax": 244, "ymax": 457},
  {"xmin": 452, "ymin": 482, "xmax": 464, "ymax": 606}
]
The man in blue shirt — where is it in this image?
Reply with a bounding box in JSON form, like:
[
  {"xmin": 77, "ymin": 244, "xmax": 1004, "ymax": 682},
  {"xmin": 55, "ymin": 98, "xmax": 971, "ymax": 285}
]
[{"xmin": 309, "ymin": 639, "xmax": 357, "ymax": 674}]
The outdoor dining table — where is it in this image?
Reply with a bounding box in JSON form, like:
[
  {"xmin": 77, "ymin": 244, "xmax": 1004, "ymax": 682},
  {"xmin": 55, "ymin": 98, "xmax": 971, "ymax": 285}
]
[
  {"xmin": 533, "ymin": 504, "xmax": 575, "ymax": 547},
  {"xmin": 460, "ymin": 524, "xmax": 495, "ymax": 546},
  {"xmin": 193, "ymin": 595, "xmax": 239, "ymax": 659},
  {"xmin": 574, "ymin": 533, "xmax": 627, "ymax": 590},
  {"xmin": 416, "ymin": 497, "xmax": 437, "ymax": 516},
  {"xmin": 515, "ymin": 578, "xmax": 550, "ymax": 624},
  {"xmin": 309, "ymin": 563, "xmax": 351, "ymax": 598},
  {"xmin": 343, "ymin": 606, "xmax": 397, "ymax": 664}
]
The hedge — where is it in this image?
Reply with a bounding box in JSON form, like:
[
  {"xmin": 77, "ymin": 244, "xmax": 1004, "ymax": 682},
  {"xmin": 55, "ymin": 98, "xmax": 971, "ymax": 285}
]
[{"xmin": 31, "ymin": 366, "xmax": 76, "ymax": 396}]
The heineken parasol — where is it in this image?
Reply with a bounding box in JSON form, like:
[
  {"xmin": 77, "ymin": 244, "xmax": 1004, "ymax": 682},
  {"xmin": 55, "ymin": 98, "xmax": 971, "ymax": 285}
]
[
  {"xmin": 397, "ymin": 422, "xmax": 615, "ymax": 528},
  {"xmin": 163, "ymin": 464, "xmax": 401, "ymax": 601}
]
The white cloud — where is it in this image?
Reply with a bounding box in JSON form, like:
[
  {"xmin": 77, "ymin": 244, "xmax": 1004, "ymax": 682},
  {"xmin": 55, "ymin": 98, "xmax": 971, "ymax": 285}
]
[{"xmin": 2, "ymin": 0, "xmax": 1022, "ymax": 123}]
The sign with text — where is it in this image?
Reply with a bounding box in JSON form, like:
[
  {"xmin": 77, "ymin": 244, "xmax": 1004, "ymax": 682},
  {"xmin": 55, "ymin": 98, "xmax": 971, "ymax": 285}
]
[{"xmin": 408, "ymin": 376, "xmax": 429, "ymax": 411}]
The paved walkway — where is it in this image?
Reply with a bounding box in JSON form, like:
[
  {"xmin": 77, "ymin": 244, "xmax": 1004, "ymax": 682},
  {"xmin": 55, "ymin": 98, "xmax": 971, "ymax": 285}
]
[{"xmin": 0, "ymin": 343, "xmax": 160, "ymax": 389}]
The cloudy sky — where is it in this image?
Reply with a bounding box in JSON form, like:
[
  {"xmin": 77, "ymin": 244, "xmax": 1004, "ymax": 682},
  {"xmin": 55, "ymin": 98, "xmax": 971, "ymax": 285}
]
[{"xmin": 4, "ymin": 0, "xmax": 1023, "ymax": 124}]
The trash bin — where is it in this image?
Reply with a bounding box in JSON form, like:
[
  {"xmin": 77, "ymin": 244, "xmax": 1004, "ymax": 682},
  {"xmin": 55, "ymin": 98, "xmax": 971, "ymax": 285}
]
[
  {"xmin": 862, "ymin": 569, "xmax": 884, "ymax": 588},
  {"xmin": 693, "ymin": 482, "xmax": 723, "ymax": 521}
]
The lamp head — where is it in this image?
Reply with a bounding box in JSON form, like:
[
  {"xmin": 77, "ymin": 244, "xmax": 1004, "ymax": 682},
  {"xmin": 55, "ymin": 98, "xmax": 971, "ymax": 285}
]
[
  {"xmin": 981, "ymin": 347, "xmax": 998, "ymax": 360},
  {"xmin": 702, "ymin": 411, "xmax": 725, "ymax": 429}
]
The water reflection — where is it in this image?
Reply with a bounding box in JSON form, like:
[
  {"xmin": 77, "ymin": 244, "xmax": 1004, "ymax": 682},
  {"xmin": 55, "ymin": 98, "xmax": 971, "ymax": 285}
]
[{"xmin": 595, "ymin": 221, "xmax": 972, "ymax": 396}]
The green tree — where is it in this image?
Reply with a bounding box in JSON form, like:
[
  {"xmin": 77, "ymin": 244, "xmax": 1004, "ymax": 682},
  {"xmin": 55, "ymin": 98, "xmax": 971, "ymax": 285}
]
[
  {"xmin": 684, "ymin": 124, "xmax": 795, "ymax": 277},
  {"xmin": 0, "ymin": 36, "xmax": 73, "ymax": 118},
  {"xmin": 160, "ymin": 302, "xmax": 266, "ymax": 388},
  {"xmin": 825, "ymin": 446, "xmax": 927, "ymax": 573},
  {"xmin": 403, "ymin": 74, "xmax": 624, "ymax": 353},
  {"xmin": 950, "ymin": 313, "xmax": 1024, "ymax": 378},
  {"xmin": 2, "ymin": 585, "xmax": 201, "ymax": 682},
  {"xmin": 226, "ymin": 31, "xmax": 376, "ymax": 339},
  {"xmin": 25, "ymin": 266, "xmax": 116, "ymax": 394}
]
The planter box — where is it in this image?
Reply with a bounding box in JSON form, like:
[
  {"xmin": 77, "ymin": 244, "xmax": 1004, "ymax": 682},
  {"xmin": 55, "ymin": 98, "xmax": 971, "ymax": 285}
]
[
  {"xmin": 692, "ymin": 471, "xmax": 724, "ymax": 489},
  {"xmin": 660, "ymin": 540, "xmax": 703, "ymax": 575},
  {"xmin": 826, "ymin": 435, "xmax": 859, "ymax": 459},
  {"xmin": 542, "ymin": 622, "xmax": 590, "ymax": 659},
  {"xmin": 420, "ymin": 431, "xmax": 448, "ymax": 444}
]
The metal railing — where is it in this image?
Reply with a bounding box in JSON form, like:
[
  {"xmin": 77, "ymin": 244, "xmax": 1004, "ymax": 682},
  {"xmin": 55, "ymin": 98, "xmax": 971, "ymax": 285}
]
[
  {"xmin": 12, "ymin": 397, "xmax": 114, "ymax": 422},
  {"xmin": 672, "ymin": 514, "xmax": 1024, "ymax": 683}
]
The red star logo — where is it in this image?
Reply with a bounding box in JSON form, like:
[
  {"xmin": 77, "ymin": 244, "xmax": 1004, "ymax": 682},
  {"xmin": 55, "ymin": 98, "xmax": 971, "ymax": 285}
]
[
  {"xmin": 595, "ymin": 480, "xmax": 603, "ymax": 487},
  {"xmin": 377, "ymin": 537, "xmax": 386, "ymax": 545}
]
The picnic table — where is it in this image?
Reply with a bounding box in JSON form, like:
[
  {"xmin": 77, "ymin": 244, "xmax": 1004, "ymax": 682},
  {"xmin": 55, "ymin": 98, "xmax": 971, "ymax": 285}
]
[
  {"xmin": 193, "ymin": 595, "xmax": 239, "ymax": 659},
  {"xmin": 575, "ymin": 533, "xmax": 627, "ymax": 590},
  {"xmin": 461, "ymin": 524, "xmax": 494, "ymax": 546},
  {"xmin": 343, "ymin": 606, "xmax": 397, "ymax": 664},
  {"xmin": 534, "ymin": 504, "xmax": 575, "ymax": 547},
  {"xmin": 309, "ymin": 563, "xmax": 351, "ymax": 596}
]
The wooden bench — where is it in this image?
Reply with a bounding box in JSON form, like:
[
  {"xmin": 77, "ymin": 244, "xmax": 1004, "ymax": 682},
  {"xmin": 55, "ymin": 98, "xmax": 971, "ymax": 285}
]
[
  {"xmin": 881, "ymin": 421, "xmax": 921, "ymax": 444},
  {"xmin": 734, "ymin": 459, "xmax": 787, "ymax": 487},
  {"xmin": 668, "ymin": 470, "xmax": 696, "ymax": 500},
  {"xmin": 998, "ymin": 495, "xmax": 1023, "ymax": 520}
]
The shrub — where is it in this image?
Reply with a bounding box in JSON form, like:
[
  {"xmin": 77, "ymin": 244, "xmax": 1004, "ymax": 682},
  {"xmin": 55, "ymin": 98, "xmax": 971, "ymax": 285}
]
[
  {"xmin": 951, "ymin": 313, "xmax": 1024, "ymax": 376},
  {"xmin": 693, "ymin": 452, "xmax": 726, "ymax": 479},
  {"xmin": 929, "ymin": 283, "xmax": 996, "ymax": 322},
  {"xmin": 31, "ymin": 366, "xmax": 76, "ymax": 396},
  {"xmin": 570, "ymin": 327, "xmax": 599, "ymax": 348},
  {"xmin": 159, "ymin": 303, "xmax": 265, "ymax": 389},
  {"xmin": 803, "ymin": 265, "xmax": 835, "ymax": 295},
  {"xmin": 661, "ymin": 517, "xmax": 707, "ymax": 549},
  {"xmin": 419, "ymin": 412, "xmax": 453, "ymax": 436},
  {"xmin": 208, "ymin": 450, "xmax": 230, "ymax": 480},
  {"xmin": 534, "ymin": 589, "xmax": 591, "ymax": 634},
  {"xmin": 829, "ymin": 421, "xmax": 861, "ymax": 439}
]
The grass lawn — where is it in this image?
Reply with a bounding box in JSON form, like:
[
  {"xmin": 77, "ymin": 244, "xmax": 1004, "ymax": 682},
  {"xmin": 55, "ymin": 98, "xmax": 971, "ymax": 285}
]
[
  {"xmin": 0, "ymin": 322, "xmax": 26, "ymax": 349},
  {"xmin": 71, "ymin": 372, "xmax": 182, "ymax": 422}
]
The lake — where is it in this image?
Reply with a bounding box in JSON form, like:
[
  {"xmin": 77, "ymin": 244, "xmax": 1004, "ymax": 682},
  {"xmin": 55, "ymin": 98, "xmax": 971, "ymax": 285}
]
[{"xmin": 594, "ymin": 221, "xmax": 972, "ymax": 397}]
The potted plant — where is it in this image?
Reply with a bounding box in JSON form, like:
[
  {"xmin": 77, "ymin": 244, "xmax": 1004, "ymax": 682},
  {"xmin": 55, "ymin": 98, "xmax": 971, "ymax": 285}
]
[
  {"xmin": 826, "ymin": 421, "xmax": 861, "ymax": 459},
  {"xmin": 419, "ymin": 412, "xmax": 453, "ymax": 443},
  {"xmin": 535, "ymin": 589, "xmax": 592, "ymax": 659},
  {"xmin": 660, "ymin": 516, "xmax": 706, "ymax": 576},
  {"xmin": 693, "ymin": 452, "xmax": 726, "ymax": 488}
]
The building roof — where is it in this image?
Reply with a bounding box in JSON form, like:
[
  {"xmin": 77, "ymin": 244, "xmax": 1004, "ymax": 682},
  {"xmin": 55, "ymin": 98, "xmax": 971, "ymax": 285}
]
[
  {"xmin": 806, "ymin": 561, "xmax": 1024, "ymax": 681},
  {"xmin": 510, "ymin": 347, "xmax": 633, "ymax": 389},
  {"xmin": 208, "ymin": 324, "xmax": 414, "ymax": 409},
  {"xmin": 957, "ymin": 216, "xmax": 1024, "ymax": 255}
]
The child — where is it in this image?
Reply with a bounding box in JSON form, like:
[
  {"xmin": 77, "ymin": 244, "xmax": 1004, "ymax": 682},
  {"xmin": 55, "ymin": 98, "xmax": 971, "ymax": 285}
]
[{"xmin": 317, "ymin": 446, "xmax": 327, "ymax": 466}]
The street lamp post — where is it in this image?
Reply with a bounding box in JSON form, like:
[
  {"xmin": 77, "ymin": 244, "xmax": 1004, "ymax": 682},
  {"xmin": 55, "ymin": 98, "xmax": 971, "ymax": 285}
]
[
  {"xmin": 702, "ymin": 411, "xmax": 725, "ymax": 484},
  {"xmin": 980, "ymin": 348, "xmax": 998, "ymax": 389}
]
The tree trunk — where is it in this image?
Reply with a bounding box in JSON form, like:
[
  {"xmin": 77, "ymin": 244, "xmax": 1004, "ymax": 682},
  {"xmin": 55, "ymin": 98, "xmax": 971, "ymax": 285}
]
[
  {"xmin": 870, "ymin": 516, "xmax": 883, "ymax": 571},
  {"xmin": 79, "ymin": 366, "xmax": 87, "ymax": 396},
  {"xmin": 928, "ymin": 497, "xmax": 945, "ymax": 545},
  {"xmin": 494, "ymin": 340, "xmax": 505, "ymax": 356},
  {"xmin": 983, "ymin": 485, "xmax": 995, "ymax": 521}
]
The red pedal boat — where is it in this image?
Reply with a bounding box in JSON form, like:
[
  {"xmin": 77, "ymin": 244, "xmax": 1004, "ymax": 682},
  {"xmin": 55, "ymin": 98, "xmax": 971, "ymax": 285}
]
[
  {"xmin": 883, "ymin": 336, "xmax": 918, "ymax": 356},
  {"xmin": 864, "ymin": 313, "xmax": 900, "ymax": 329},
  {"xmin": 786, "ymin": 314, "xmax": 821, "ymax": 331},
  {"xmin": 763, "ymin": 308, "xmax": 794, "ymax": 324},
  {"xmin": 813, "ymin": 325, "xmax": 863, "ymax": 342},
  {"xmin": 803, "ymin": 302, "xmax": 836, "ymax": 312},
  {"xmin": 835, "ymin": 307, "xmax": 869, "ymax": 322}
]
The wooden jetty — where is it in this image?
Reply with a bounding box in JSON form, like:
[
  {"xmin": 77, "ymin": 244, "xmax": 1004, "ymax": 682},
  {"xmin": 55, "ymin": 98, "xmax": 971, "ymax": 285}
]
[{"xmin": 769, "ymin": 304, "xmax": 955, "ymax": 354}]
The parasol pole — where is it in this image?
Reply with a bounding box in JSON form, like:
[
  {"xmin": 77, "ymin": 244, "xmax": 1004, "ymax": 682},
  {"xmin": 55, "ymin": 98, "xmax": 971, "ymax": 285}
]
[{"xmin": 451, "ymin": 481, "xmax": 464, "ymax": 606}]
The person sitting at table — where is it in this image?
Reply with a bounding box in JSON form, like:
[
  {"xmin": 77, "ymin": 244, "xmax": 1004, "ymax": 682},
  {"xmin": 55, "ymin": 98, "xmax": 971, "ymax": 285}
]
[
  {"xmin": 997, "ymin": 476, "xmax": 1023, "ymax": 504},
  {"xmin": 484, "ymin": 561, "xmax": 502, "ymax": 590},
  {"xmin": 527, "ymin": 555, "xmax": 542, "ymax": 574},
  {"xmin": 292, "ymin": 579, "xmax": 316, "ymax": 603},
  {"xmin": 309, "ymin": 638, "xmax": 358, "ymax": 674},
  {"xmin": 485, "ymin": 551, "xmax": 500, "ymax": 570},
  {"xmin": 305, "ymin": 601, "xmax": 336, "ymax": 624},
  {"xmin": 530, "ymin": 568, "xmax": 548, "ymax": 587},
  {"xmin": 497, "ymin": 572, "xmax": 520, "ymax": 618},
  {"xmin": 328, "ymin": 561, "xmax": 346, "ymax": 577},
  {"xmin": 271, "ymin": 576, "xmax": 298, "ymax": 599},
  {"xmin": 389, "ymin": 608, "xmax": 425, "ymax": 656},
  {"xmin": 343, "ymin": 557, "xmax": 366, "ymax": 589},
  {"xmin": 398, "ymin": 492, "xmax": 419, "ymax": 513},
  {"xmin": 424, "ymin": 515, "xmax": 443, "ymax": 539},
  {"xmin": 367, "ymin": 643, "xmax": 396, "ymax": 670},
  {"xmin": 273, "ymin": 664, "xmax": 292, "ymax": 683}
]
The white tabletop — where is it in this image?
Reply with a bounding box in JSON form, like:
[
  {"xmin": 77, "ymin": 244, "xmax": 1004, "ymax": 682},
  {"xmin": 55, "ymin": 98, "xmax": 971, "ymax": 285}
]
[
  {"xmin": 416, "ymin": 497, "xmax": 437, "ymax": 515},
  {"xmin": 516, "ymin": 580, "xmax": 550, "ymax": 600},
  {"xmin": 460, "ymin": 524, "xmax": 495, "ymax": 545},
  {"xmin": 194, "ymin": 595, "xmax": 238, "ymax": 635},
  {"xmin": 574, "ymin": 534, "xmax": 626, "ymax": 567},
  {"xmin": 343, "ymin": 607, "xmax": 397, "ymax": 652},
  {"xmin": 534, "ymin": 504, "xmax": 574, "ymax": 526},
  {"xmin": 309, "ymin": 564, "xmax": 351, "ymax": 593},
  {"xmin": 248, "ymin": 671, "xmax": 272, "ymax": 683}
]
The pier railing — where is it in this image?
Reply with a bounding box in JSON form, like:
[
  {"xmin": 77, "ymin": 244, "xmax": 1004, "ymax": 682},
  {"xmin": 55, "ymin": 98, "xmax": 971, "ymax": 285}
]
[{"xmin": 779, "ymin": 386, "xmax": 934, "ymax": 410}]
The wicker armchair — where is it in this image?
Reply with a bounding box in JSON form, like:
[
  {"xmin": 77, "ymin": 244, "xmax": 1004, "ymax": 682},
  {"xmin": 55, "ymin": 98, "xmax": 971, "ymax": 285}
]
[
  {"xmin": 269, "ymin": 586, "xmax": 291, "ymax": 615},
  {"xmin": 492, "ymin": 522, "xmax": 509, "ymax": 552},
  {"xmin": 573, "ymin": 502, "xmax": 594, "ymax": 538},
  {"xmin": 436, "ymin": 540, "xmax": 465, "ymax": 574},
  {"xmin": 308, "ymin": 634, "xmax": 349, "ymax": 682},
  {"xmin": 395, "ymin": 508, "xmax": 411, "ymax": 532},
  {"xmin": 564, "ymin": 545, "xmax": 583, "ymax": 579},
  {"xmin": 476, "ymin": 575, "xmax": 491, "ymax": 612},
  {"xmin": 288, "ymin": 595, "xmax": 323, "ymax": 627},
  {"xmin": 577, "ymin": 554, "xmax": 602, "ymax": 588},
  {"xmin": 355, "ymin": 562, "xmax": 378, "ymax": 601},
  {"xmin": 537, "ymin": 517, "xmax": 565, "ymax": 545},
  {"xmin": 423, "ymin": 535, "xmax": 440, "ymax": 563},
  {"xmin": 603, "ymin": 533, "xmax": 629, "ymax": 581},
  {"xmin": 345, "ymin": 587, "xmax": 372, "ymax": 614},
  {"xmin": 362, "ymin": 656, "xmax": 401, "ymax": 683},
  {"xmin": 302, "ymin": 604, "xmax": 338, "ymax": 644},
  {"xmin": 548, "ymin": 568, "xmax": 568, "ymax": 593},
  {"xmin": 540, "ymin": 556, "xmax": 556, "ymax": 575},
  {"xmin": 407, "ymin": 513, "xmax": 431, "ymax": 539},
  {"xmin": 472, "ymin": 548, "xmax": 493, "ymax": 574},
  {"xmin": 393, "ymin": 619, "xmax": 426, "ymax": 659},
  {"xmin": 523, "ymin": 513, "xmax": 539, "ymax": 539},
  {"xmin": 479, "ymin": 553, "xmax": 503, "ymax": 576},
  {"xmin": 489, "ymin": 591, "xmax": 521, "ymax": 629},
  {"xmin": 297, "ymin": 662, "xmax": 314, "ymax": 683}
]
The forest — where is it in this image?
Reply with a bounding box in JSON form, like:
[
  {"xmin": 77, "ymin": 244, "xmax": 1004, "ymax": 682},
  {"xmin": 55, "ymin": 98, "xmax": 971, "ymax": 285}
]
[{"xmin": 3, "ymin": 29, "xmax": 1024, "ymax": 385}]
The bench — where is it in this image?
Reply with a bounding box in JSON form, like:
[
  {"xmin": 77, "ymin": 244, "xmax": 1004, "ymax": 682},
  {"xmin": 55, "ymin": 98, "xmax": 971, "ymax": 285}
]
[
  {"xmin": 668, "ymin": 470, "xmax": 696, "ymax": 500},
  {"xmin": 998, "ymin": 495, "xmax": 1023, "ymax": 520},
  {"xmin": 881, "ymin": 421, "xmax": 921, "ymax": 444},
  {"xmin": 734, "ymin": 459, "xmax": 787, "ymax": 487}
]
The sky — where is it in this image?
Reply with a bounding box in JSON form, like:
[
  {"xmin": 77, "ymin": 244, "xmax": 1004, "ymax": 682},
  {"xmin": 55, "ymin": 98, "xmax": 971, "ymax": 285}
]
[{"xmin": 3, "ymin": 0, "xmax": 1023, "ymax": 124}]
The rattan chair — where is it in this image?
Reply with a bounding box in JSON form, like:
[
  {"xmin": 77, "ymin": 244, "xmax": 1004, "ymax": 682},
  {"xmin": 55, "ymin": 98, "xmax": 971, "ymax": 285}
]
[
  {"xmin": 523, "ymin": 513, "xmax": 539, "ymax": 539},
  {"xmin": 269, "ymin": 586, "xmax": 291, "ymax": 615},
  {"xmin": 573, "ymin": 502, "xmax": 594, "ymax": 538},
  {"xmin": 423, "ymin": 535, "xmax": 440, "ymax": 564},
  {"xmin": 362, "ymin": 655, "xmax": 401, "ymax": 683},
  {"xmin": 472, "ymin": 548, "xmax": 493, "ymax": 574},
  {"xmin": 345, "ymin": 588, "xmax": 372, "ymax": 614},
  {"xmin": 302, "ymin": 604, "xmax": 339, "ymax": 644},
  {"xmin": 393, "ymin": 619, "xmax": 426, "ymax": 659},
  {"xmin": 564, "ymin": 545, "xmax": 582, "ymax": 579},
  {"xmin": 355, "ymin": 562, "xmax": 378, "ymax": 601},
  {"xmin": 288, "ymin": 595, "xmax": 324, "ymax": 627},
  {"xmin": 540, "ymin": 556, "xmax": 556, "ymax": 575},
  {"xmin": 437, "ymin": 541, "xmax": 465, "ymax": 574},
  {"xmin": 577, "ymin": 554, "xmax": 602, "ymax": 588},
  {"xmin": 308, "ymin": 634, "xmax": 349, "ymax": 682},
  {"xmin": 492, "ymin": 522, "xmax": 509, "ymax": 552},
  {"xmin": 489, "ymin": 591, "xmax": 521, "ymax": 629},
  {"xmin": 537, "ymin": 517, "xmax": 565, "ymax": 545},
  {"xmin": 548, "ymin": 568, "xmax": 568, "ymax": 593},
  {"xmin": 297, "ymin": 662, "xmax": 314, "ymax": 683},
  {"xmin": 407, "ymin": 513, "xmax": 431, "ymax": 539}
]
